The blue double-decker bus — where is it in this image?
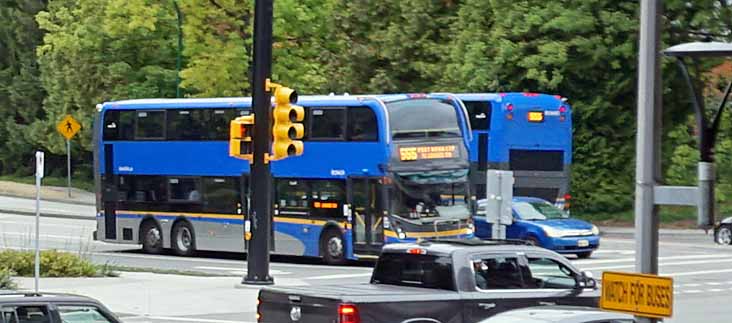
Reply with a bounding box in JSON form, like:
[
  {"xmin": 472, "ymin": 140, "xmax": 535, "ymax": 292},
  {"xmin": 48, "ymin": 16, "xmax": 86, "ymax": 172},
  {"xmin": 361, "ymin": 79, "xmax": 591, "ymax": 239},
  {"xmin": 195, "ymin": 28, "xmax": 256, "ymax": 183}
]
[
  {"xmin": 455, "ymin": 93, "xmax": 572, "ymax": 206},
  {"xmin": 93, "ymin": 94, "xmax": 474, "ymax": 264}
]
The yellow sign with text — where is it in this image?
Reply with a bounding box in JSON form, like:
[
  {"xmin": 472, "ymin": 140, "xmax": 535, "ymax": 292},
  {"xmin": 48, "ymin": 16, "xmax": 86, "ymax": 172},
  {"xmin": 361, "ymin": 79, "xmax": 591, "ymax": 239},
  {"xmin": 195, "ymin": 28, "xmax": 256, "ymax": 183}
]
[
  {"xmin": 399, "ymin": 145, "xmax": 457, "ymax": 161},
  {"xmin": 601, "ymin": 271, "xmax": 673, "ymax": 318},
  {"xmin": 56, "ymin": 115, "xmax": 81, "ymax": 140}
]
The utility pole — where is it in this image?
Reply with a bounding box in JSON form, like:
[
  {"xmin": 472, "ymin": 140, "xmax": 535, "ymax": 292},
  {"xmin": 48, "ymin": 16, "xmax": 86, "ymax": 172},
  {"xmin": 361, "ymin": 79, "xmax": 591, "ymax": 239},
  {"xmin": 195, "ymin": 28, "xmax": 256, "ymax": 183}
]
[
  {"xmin": 634, "ymin": 1, "xmax": 662, "ymax": 322},
  {"xmin": 243, "ymin": 0, "xmax": 274, "ymax": 285}
]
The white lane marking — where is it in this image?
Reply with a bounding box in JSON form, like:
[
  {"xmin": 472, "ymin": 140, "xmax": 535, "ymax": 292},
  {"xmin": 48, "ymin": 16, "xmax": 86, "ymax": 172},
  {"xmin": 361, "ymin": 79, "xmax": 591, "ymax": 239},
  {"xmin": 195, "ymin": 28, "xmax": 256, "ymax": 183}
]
[
  {"xmin": 601, "ymin": 238, "xmax": 729, "ymax": 250},
  {"xmin": 685, "ymin": 290, "xmax": 702, "ymax": 293},
  {"xmin": 574, "ymin": 254, "xmax": 722, "ymax": 266},
  {"xmin": 706, "ymin": 282, "xmax": 722, "ymax": 286},
  {"xmin": 682, "ymin": 283, "xmax": 701, "ymax": 287},
  {"xmin": 663, "ymin": 268, "xmax": 732, "ymax": 277},
  {"xmin": 194, "ymin": 266, "xmax": 292, "ymax": 275},
  {"xmin": 0, "ymin": 232, "xmax": 93, "ymax": 241},
  {"xmin": 305, "ymin": 273, "xmax": 373, "ymax": 280},
  {"xmin": 580, "ymin": 257, "xmax": 732, "ymax": 271},
  {"xmin": 709, "ymin": 288, "xmax": 724, "ymax": 292},
  {"xmin": 592, "ymin": 249, "xmax": 635, "ymax": 254},
  {"xmin": 122, "ymin": 315, "xmax": 254, "ymax": 323}
]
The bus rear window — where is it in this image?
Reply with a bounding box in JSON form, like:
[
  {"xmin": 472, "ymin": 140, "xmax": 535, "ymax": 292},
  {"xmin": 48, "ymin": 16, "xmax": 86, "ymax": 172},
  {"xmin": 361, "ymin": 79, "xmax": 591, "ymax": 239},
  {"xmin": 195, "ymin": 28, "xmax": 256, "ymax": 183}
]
[{"xmin": 372, "ymin": 253, "xmax": 455, "ymax": 291}]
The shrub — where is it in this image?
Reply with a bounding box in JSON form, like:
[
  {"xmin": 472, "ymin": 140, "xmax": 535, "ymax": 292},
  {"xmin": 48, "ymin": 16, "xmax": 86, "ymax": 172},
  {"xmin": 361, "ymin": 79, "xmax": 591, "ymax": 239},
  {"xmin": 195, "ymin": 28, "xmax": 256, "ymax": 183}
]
[
  {"xmin": 0, "ymin": 268, "xmax": 16, "ymax": 290},
  {"xmin": 0, "ymin": 250, "xmax": 97, "ymax": 277}
]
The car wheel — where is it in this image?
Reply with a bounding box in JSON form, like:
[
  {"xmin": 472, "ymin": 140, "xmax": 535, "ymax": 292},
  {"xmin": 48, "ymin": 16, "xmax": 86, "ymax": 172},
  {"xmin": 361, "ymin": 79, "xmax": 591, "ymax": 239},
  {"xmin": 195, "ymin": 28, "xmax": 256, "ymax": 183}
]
[
  {"xmin": 140, "ymin": 221, "xmax": 163, "ymax": 254},
  {"xmin": 525, "ymin": 236, "xmax": 540, "ymax": 246},
  {"xmin": 321, "ymin": 229, "xmax": 346, "ymax": 265},
  {"xmin": 172, "ymin": 221, "xmax": 196, "ymax": 256},
  {"xmin": 716, "ymin": 225, "xmax": 732, "ymax": 245},
  {"xmin": 576, "ymin": 251, "xmax": 593, "ymax": 259}
]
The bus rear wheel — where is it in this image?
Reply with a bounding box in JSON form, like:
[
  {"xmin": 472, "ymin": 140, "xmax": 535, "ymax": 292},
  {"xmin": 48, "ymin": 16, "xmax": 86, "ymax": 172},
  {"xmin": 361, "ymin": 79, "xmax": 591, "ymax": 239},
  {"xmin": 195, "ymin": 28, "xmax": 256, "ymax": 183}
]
[
  {"xmin": 140, "ymin": 221, "xmax": 163, "ymax": 254},
  {"xmin": 320, "ymin": 229, "xmax": 346, "ymax": 265},
  {"xmin": 172, "ymin": 221, "xmax": 196, "ymax": 256}
]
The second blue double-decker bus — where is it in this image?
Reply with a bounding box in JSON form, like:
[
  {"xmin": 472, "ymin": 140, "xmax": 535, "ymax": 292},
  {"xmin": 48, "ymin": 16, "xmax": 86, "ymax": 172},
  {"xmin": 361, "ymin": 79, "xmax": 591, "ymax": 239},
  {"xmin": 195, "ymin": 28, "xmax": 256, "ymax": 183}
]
[
  {"xmin": 455, "ymin": 93, "xmax": 573, "ymax": 206},
  {"xmin": 93, "ymin": 94, "xmax": 474, "ymax": 264}
]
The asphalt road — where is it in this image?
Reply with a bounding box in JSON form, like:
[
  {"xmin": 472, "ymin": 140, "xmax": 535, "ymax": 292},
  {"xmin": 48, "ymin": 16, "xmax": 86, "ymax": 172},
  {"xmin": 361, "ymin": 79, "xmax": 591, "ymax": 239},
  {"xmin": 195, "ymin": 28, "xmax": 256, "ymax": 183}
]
[{"xmin": 0, "ymin": 197, "xmax": 728, "ymax": 322}]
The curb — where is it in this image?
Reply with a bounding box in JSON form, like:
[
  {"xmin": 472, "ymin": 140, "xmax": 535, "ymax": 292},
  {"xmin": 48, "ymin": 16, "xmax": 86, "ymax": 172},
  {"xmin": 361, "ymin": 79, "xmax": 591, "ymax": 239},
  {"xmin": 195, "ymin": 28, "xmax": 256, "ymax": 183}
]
[
  {"xmin": 0, "ymin": 193, "xmax": 95, "ymax": 206},
  {"xmin": 0, "ymin": 208, "xmax": 95, "ymax": 221}
]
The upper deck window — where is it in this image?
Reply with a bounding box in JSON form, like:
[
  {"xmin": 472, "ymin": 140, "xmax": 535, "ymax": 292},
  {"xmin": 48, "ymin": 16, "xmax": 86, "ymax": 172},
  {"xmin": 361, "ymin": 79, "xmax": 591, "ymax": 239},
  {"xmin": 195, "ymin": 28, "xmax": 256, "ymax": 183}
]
[
  {"xmin": 348, "ymin": 107, "xmax": 378, "ymax": 141},
  {"xmin": 309, "ymin": 108, "xmax": 346, "ymax": 140},
  {"xmin": 463, "ymin": 101, "xmax": 491, "ymax": 131},
  {"xmin": 103, "ymin": 110, "xmax": 135, "ymax": 140},
  {"xmin": 385, "ymin": 99, "xmax": 461, "ymax": 140},
  {"xmin": 135, "ymin": 110, "xmax": 165, "ymax": 139},
  {"xmin": 167, "ymin": 110, "xmax": 207, "ymax": 140}
]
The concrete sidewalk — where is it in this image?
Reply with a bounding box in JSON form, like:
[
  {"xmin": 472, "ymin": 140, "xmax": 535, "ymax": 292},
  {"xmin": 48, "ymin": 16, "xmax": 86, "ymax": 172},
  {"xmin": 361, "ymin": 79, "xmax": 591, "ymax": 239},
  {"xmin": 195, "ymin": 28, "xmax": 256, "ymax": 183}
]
[
  {"xmin": 0, "ymin": 180, "xmax": 95, "ymax": 205},
  {"xmin": 0, "ymin": 195, "xmax": 96, "ymax": 220},
  {"xmin": 14, "ymin": 272, "xmax": 308, "ymax": 323}
]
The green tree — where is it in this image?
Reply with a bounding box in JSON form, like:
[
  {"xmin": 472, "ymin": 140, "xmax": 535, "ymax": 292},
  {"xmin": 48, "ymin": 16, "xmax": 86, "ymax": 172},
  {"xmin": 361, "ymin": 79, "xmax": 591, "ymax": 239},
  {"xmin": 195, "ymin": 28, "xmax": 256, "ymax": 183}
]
[
  {"xmin": 34, "ymin": 0, "xmax": 178, "ymax": 169},
  {"xmin": 0, "ymin": 0, "xmax": 47, "ymax": 174}
]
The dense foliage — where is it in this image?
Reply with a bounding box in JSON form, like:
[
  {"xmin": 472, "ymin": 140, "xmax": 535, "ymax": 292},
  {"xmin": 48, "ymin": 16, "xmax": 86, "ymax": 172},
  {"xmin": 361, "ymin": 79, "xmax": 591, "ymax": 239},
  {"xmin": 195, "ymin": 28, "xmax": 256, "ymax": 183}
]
[{"xmin": 1, "ymin": 0, "xmax": 732, "ymax": 216}]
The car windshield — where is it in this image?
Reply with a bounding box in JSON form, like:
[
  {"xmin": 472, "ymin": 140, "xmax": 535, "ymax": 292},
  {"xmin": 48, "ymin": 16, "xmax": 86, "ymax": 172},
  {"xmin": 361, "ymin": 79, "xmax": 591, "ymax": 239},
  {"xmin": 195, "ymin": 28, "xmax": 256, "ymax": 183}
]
[{"xmin": 514, "ymin": 201, "xmax": 568, "ymax": 220}]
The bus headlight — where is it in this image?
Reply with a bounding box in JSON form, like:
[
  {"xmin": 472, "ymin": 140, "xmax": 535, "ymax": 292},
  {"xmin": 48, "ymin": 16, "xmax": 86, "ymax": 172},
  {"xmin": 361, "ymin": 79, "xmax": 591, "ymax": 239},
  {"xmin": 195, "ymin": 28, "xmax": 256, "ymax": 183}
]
[
  {"xmin": 542, "ymin": 226, "xmax": 565, "ymax": 238},
  {"xmin": 396, "ymin": 227, "xmax": 407, "ymax": 240},
  {"xmin": 591, "ymin": 225, "xmax": 600, "ymax": 236}
]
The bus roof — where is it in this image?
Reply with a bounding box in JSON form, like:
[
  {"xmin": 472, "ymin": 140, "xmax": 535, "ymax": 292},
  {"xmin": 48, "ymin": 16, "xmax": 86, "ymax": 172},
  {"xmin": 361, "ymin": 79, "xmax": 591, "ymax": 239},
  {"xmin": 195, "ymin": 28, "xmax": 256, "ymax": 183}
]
[
  {"xmin": 100, "ymin": 93, "xmax": 463, "ymax": 111},
  {"xmin": 454, "ymin": 92, "xmax": 567, "ymax": 104}
]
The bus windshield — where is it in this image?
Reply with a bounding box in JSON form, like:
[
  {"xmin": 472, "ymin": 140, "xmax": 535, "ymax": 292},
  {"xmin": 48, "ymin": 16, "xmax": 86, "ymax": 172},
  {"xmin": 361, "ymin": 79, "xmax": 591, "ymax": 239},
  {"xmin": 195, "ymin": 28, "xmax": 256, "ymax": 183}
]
[
  {"xmin": 391, "ymin": 173, "xmax": 470, "ymax": 219},
  {"xmin": 386, "ymin": 99, "xmax": 462, "ymax": 139}
]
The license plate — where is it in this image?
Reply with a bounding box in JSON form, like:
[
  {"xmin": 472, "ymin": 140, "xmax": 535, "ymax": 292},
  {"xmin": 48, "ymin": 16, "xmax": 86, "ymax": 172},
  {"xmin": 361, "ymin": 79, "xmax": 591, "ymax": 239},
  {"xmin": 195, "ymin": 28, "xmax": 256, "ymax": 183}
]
[{"xmin": 577, "ymin": 239, "xmax": 589, "ymax": 247}]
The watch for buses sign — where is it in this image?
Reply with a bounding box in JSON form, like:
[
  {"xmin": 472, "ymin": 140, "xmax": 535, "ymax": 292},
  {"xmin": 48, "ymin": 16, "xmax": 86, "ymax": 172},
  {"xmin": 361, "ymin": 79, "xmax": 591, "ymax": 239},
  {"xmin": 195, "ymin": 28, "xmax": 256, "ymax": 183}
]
[{"xmin": 56, "ymin": 115, "xmax": 81, "ymax": 140}]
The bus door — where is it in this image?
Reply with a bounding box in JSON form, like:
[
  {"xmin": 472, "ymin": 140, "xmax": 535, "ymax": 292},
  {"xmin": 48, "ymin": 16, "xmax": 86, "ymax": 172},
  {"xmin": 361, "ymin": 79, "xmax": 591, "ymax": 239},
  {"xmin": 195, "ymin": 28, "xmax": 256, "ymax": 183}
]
[
  {"xmin": 348, "ymin": 178, "xmax": 384, "ymax": 254},
  {"xmin": 102, "ymin": 144, "xmax": 117, "ymax": 240}
]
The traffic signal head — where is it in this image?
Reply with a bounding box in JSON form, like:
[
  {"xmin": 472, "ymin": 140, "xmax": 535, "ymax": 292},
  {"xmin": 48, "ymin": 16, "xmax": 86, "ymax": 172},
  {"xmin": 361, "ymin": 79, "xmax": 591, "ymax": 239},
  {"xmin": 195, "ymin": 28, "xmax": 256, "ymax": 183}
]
[
  {"xmin": 229, "ymin": 115, "xmax": 255, "ymax": 161},
  {"xmin": 271, "ymin": 85, "xmax": 304, "ymax": 160}
]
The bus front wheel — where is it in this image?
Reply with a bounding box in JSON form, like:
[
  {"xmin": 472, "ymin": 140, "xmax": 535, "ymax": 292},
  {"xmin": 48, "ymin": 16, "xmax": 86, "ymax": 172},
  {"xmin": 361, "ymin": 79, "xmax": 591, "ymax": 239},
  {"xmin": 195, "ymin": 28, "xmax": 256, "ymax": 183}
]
[
  {"xmin": 172, "ymin": 221, "xmax": 196, "ymax": 256},
  {"xmin": 320, "ymin": 229, "xmax": 346, "ymax": 265},
  {"xmin": 140, "ymin": 221, "xmax": 163, "ymax": 254}
]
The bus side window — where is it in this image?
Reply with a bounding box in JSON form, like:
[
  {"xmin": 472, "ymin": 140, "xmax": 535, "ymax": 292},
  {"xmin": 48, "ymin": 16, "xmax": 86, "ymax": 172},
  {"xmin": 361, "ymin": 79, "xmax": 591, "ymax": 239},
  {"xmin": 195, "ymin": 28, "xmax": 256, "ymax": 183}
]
[
  {"xmin": 208, "ymin": 109, "xmax": 245, "ymax": 140},
  {"xmin": 348, "ymin": 107, "xmax": 378, "ymax": 141},
  {"xmin": 168, "ymin": 109, "xmax": 207, "ymax": 140},
  {"xmin": 308, "ymin": 108, "xmax": 346, "ymax": 140},
  {"xmin": 310, "ymin": 180, "xmax": 345, "ymax": 218},
  {"xmin": 103, "ymin": 110, "xmax": 135, "ymax": 140},
  {"xmin": 276, "ymin": 180, "xmax": 309, "ymax": 211},
  {"xmin": 169, "ymin": 177, "xmax": 202, "ymax": 202},
  {"xmin": 463, "ymin": 101, "xmax": 491, "ymax": 131},
  {"xmin": 135, "ymin": 110, "xmax": 165, "ymax": 140},
  {"xmin": 203, "ymin": 177, "xmax": 239, "ymax": 214}
]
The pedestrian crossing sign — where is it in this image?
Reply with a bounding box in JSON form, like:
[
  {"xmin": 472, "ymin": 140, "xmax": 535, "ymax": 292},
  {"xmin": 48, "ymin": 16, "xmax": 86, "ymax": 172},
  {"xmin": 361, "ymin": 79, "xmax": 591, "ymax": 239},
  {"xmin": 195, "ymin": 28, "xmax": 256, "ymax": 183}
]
[{"xmin": 56, "ymin": 115, "xmax": 81, "ymax": 140}]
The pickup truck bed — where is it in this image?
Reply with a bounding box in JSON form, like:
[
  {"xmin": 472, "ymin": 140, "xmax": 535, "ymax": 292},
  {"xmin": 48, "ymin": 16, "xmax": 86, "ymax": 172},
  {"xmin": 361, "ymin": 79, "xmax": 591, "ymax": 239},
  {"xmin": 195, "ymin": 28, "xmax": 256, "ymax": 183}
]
[{"xmin": 257, "ymin": 239, "xmax": 599, "ymax": 323}]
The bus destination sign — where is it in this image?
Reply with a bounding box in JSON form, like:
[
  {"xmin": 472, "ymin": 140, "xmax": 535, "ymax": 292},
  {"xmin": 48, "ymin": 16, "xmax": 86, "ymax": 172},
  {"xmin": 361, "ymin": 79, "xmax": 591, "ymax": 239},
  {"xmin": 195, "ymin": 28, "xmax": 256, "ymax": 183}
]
[{"xmin": 399, "ymin": 145, "xmax": 457, "ymax": 161}]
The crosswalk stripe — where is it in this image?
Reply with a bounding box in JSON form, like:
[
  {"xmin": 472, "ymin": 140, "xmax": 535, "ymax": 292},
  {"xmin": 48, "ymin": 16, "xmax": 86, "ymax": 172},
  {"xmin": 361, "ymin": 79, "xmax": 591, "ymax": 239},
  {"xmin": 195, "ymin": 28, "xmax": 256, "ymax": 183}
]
[{"xmin": 580, "ymin": 257, "xmax": 732, "ymax": 271}]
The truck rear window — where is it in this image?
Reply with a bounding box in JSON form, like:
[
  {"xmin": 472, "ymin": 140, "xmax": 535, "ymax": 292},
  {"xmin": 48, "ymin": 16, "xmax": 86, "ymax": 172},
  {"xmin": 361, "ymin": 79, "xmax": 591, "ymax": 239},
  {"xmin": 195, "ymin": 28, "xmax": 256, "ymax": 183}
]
[{"xmin": 371, "ymin": 253, "xmax": 455, "ymax": 291}]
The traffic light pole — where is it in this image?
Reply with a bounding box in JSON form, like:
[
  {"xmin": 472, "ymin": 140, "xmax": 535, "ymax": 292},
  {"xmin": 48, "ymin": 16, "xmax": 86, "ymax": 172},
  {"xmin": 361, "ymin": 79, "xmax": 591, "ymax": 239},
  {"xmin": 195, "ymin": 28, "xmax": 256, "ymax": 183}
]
[{"xmin": 243, "ymin": 0, "xmax": 274, "ymax": 285}]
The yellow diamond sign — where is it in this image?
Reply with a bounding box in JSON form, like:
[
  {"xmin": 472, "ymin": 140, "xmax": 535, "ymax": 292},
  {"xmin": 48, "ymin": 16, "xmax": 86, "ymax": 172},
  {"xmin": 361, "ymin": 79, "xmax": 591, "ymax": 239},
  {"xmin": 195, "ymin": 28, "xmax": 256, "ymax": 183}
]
[{"xmin": 56, "ymin": 115, "xmax": 81, "ymax": 140}]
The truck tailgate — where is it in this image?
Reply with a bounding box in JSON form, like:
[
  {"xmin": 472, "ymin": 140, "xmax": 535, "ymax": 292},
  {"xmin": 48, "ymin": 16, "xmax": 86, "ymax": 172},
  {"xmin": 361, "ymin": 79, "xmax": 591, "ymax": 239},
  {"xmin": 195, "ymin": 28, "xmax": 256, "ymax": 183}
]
[{"xmin": 258, "ymin": 284, "xmax": 463, "ymax": 323}]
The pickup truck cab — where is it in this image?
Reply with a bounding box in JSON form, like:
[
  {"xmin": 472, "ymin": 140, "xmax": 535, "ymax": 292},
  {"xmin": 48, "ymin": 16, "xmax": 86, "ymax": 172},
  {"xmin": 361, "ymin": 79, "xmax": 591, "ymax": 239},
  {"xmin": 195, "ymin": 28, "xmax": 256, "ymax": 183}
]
[{"xmin": 257, "ymin": 239, "xmax": 599, "ymax": 323}]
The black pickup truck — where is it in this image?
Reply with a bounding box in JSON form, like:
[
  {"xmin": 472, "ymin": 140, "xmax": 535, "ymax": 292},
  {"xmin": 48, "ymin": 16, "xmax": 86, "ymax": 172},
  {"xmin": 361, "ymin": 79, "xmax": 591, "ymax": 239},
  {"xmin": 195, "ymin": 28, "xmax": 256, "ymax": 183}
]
[{"xmin": 257, "ymin": 239, "xmax": 599, "ymax": 323}]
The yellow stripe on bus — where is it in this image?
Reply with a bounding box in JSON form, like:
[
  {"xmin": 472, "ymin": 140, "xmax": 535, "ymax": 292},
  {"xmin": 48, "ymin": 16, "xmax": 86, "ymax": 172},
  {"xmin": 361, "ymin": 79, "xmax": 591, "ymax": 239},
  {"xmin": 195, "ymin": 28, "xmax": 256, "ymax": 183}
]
[{"xmin": 384, "ymin": 228, "xmax": 471, "ymax": 238}]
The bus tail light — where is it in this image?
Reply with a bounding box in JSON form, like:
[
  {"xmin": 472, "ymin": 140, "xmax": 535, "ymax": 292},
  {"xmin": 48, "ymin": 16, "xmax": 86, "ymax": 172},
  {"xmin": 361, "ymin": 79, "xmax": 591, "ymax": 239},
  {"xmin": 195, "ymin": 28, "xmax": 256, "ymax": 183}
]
[
  {"xmin": 339, "ymin": 304, "xmax": 360, "ymax": 323},
  {"xmin": 559, "ymin": 105, "xmax": 568, "ymax": 113}
]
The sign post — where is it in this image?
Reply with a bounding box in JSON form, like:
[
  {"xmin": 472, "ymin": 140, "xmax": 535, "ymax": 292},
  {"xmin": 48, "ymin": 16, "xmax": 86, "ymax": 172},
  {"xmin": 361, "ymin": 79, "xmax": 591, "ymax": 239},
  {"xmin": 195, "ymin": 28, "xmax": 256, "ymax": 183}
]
[
  {"xmin": 484, "ymin": 170, "xmax": 514, "ymax": 239},
  {"xmin": 34, "ymin": 151, "xmax": 44, "ymax": 294},
  {"xmin": 56, "ymin": 115, "xmax": 81, "ymax": 198}
]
